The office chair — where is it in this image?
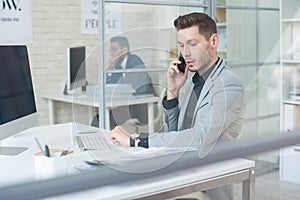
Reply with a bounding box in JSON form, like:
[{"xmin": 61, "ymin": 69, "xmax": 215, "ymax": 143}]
[{"xmin": 122, "ymin": 86, "xmax": 166, "ymax": 134}]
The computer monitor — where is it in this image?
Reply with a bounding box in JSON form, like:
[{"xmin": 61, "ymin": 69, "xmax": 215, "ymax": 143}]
[
  {"xmin": 0, "ymin": 45, "xmax": 39, "ymax": 156},
  {"xmin": 63, "ymin": 46, "xmax": 87, "ymax": 95}
]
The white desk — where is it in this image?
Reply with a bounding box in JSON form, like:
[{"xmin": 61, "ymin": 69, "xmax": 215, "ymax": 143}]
[
  {"xmin": 40, "ymin": 90, "xmax": 160, "ymax": 132},
  {"xmin": 0, "ymin": 124, "xmax": 255, "ymax": 200}
]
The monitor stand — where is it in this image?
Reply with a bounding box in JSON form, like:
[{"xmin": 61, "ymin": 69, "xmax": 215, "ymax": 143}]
[
  {"xmin": 63, "ymin": 84, "xmax": 69, "ymax": 95},
  {"xmin": 63, "ymin": 81, "xmax": 88, "ymax": 95},
  {"xmin": 0, "ymin": 146, "xmax": 28, "ymax": 156}
]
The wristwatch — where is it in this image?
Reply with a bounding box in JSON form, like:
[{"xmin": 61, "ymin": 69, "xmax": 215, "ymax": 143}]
[{"xmin": 130, "ymin": 133, "xmax": 139, "ymax": 147}]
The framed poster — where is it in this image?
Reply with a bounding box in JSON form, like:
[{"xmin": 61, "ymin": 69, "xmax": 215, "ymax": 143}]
[
  {"xmin": 81, "ymin": 0, "xmax": 122, "ymax": 35},
  {"xmin": 0, "ymin": 0, "xmax": 32, "ymax": 44}
]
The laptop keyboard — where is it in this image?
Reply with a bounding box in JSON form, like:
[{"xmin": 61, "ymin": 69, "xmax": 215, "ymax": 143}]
[{"xmin": 76, "ymin": 134, "xmax": 111, "ymax": 151}]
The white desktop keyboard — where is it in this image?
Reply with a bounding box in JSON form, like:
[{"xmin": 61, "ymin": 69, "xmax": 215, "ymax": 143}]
[{"xmin": 76, "ymin": 134, "xmax": 111, "ymax": 151}]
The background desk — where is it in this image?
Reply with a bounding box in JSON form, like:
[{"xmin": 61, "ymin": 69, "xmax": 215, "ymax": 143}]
[
  {"xmin": 0, "ymin": 123, "xmax": 255, "ymax": 200},
  {"xmin": 40, "ymin": 90, "xmax": 160, "ymax": 132}
]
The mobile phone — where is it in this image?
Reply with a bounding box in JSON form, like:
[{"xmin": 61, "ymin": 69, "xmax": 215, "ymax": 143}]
[{"xmin": 176, "ymin": 54, "xmax": 186, "ymax": 73}]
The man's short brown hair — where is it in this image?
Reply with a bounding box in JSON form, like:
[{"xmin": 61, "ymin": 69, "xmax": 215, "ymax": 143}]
[
  {"xmin": 174, "ymin": 12, "xmax": 217, "ymax": 41},
  {"xmin": 110, "ymin": 36, "xmax": 130, "ymax": 50}
]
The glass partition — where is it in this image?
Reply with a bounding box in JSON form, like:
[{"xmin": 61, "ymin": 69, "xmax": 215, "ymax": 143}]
[
  {"xmin": 215, "ymin": 1, "xmax": 280, "ymax": 175},
  {"xmin": 95, "ymin": 2, "xmax": 209, "ymax": 131},
  {"xmin": 95, "ymin": 0, "xmax": 281, "ymax": 158},
  {"xmin": 4, "ymin": 1, "xmax": 300, "ymax": 200}
]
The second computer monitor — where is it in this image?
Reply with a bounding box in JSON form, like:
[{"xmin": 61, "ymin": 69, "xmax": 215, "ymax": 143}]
[{"xmin": 65, "ymin": 46, "xmax": 87, "ymax": 94}]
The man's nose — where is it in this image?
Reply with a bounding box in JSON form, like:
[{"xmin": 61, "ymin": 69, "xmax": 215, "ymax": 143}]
[{"xmin": 182, "ymin": 47, "xmax": 191, "ymax": 58}]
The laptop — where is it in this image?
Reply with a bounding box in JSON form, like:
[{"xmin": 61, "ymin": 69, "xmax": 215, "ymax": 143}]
[
  {"xmin": 75, "ymin": 132, "xmax": 111, "ymax": 151},
  {"xmin": 86, "ymin": 84, "xmax": 135, "ymax": 100},
  {"xmin": 105, "ymin": 84, "xmax": 135, "ymax": 97}
]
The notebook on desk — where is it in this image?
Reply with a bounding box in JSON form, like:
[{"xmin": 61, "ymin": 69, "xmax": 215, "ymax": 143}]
[{"xmin": 75, "ymin": 132, "xmax": 111, "ymax": 151}]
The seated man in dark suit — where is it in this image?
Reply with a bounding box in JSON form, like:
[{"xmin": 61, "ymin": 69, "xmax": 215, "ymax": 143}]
[
  {"xmin": 92, "ymin": 36, "xmax": 155, "ymax": 128},
  {"xmin": 106, "ymin": 36, "xmax": 154, "ymax": 94}
]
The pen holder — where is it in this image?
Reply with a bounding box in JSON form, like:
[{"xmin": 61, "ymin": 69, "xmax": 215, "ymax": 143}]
[{"xmin": 34, "ymin": 149, "xmax": 73, "ymax": 180}]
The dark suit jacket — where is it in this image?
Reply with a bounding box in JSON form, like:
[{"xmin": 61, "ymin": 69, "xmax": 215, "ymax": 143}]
[
  {"xmin": 106, "ymin": 53, "xmax": 154, "ymax": 95},
  {"xmin": 106, "ymin": 53, "xmax": 155, "ymax": 125}
]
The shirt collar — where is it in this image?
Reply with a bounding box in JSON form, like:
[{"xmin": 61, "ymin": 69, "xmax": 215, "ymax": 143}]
[
  {"xmin": 192, "ymin": 57, "xmax": 219, "ymax": 85},
  {"xmin": 119, "ymin": 55, "xmax": 128, "ymax": 69},
  {"xmin": 192, "ymin": 72, "xmax": 204, "ymax": 86}
]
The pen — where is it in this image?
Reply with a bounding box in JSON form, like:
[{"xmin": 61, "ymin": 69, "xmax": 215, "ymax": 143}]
[
  {"xmin": 44, "ymin": 145, "xmax": 50, "ymax": 157},
  {"xmin": 34, "ymin": 137, "xmax": 43, "ymax": 153},
  {"xmin": 60, "ymin": 149, "xmax": 68, "ymax": 157}
]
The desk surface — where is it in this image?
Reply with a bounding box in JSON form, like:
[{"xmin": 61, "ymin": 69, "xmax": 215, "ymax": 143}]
[
  {"xmin": 39, "ymin": 89, "xmax": 160, "ymax": 132},
  {"xmin": 0, "ymin": 123, "xmax": 255, "ymax": 199},
  {"xmin": 40, "ymin": 90, "xmax": 160, "ymax": 107},
  {"xmin": 57, "ymin": 157, "xmax": 254, "ymax": 200},
  {"xmin": 0, "ymin": 123, "xmax": 93, "ymax": 187}
]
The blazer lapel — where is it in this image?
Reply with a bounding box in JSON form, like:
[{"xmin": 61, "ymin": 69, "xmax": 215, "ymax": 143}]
[
  {"xmin": 193, "ymin": 59, "xmax": 225, "ymax": 119},
  {"xmin": 178, "ymin": 58, "xmax": 226, "ymax": 129}
]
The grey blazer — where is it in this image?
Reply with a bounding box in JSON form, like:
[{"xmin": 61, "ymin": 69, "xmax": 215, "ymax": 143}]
[{"xmin": 149, "ymin": 58, "xmax": 245, "ymax": 158}]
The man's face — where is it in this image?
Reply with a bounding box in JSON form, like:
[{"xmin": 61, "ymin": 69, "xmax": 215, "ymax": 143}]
[
  {"xmin": 110, "ymin": 42, "xmax": 127, "ymax": 61},
  {"xmin": 177, "ymin": 25, "xmax": 216, "ymax": 74}
]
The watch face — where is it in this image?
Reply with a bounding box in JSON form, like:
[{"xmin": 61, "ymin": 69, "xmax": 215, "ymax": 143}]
[{"xmin": 130, "ymin": 133, "xmax": 139, "ymax": 139}]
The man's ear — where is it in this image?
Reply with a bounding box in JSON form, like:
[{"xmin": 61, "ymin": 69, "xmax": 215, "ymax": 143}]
[
  {"xmin": 210, "ymin": 33, "xmax": 219, "ymax": 47},
  {"xmin": 122, "ymin": 46, "xmax": 129, "ymax": 54}
]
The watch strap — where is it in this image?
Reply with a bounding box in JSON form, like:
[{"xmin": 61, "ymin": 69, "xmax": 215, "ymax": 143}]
[{"xmin": 130, "ymin": 137, "xmax": 135, "ymax": 147}]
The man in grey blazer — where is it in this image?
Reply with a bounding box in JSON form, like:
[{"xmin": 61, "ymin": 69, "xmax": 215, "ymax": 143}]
[
  {"xmin": 109, "ymin": 12, "xmax": 245, "ymax": 157},
  {"xmin": 109, "ymin": 12, "xmax": 245, "ymax": 200}
]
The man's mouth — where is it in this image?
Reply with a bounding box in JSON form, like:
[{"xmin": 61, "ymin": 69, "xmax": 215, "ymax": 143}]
[{"xmin": 186, "ymin": 60, "xmax": 194, "ymax": 66}]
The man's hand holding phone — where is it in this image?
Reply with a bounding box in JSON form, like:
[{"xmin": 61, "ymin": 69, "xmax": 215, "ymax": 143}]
[
  {"xmin": 167, "ymin": 54, "xmax": 188, "ymax": 100},
  {"xmin": 107, "ymin": 57, "xmax": 119, "ymax": 70}
]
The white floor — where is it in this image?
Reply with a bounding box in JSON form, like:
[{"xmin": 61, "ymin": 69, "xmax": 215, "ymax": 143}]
[
  {"xmin": 169, "ymin": 169, "xmax": 300, "ymax": 200},
  {"xmin": 254, "ymin": 170, "xmax": 300, "ymax": 200}
]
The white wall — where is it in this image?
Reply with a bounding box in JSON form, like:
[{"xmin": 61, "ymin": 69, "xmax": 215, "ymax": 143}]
[
  {"xmin": 29, "ymin": 0, "xmax": 98, "ymax": 126},
  {"xmin": 29, "ymin": 1, "xmax": 177, "ymax": 127}
]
